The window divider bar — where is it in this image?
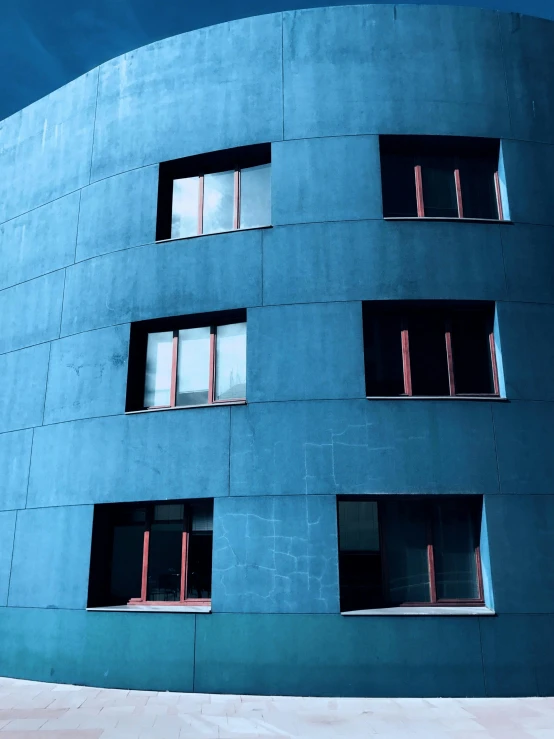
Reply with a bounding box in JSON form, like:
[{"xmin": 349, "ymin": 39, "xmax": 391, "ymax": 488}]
[
  {"xmin": 208, "ymin": 327, "xmax": 216, "ymax": 404},
  {"xmin": 169, "ymin": 333, "xmax": 178, "ymax": 408},
  {"xmin": 445, "ymin": 323, "xmax": 456, "ymax": 396},
  {"xmin": 494, "ymin": 171, "xmax": 504, "ymax": 221},
  {"xmin": 180, "ymin": 530, "xmax": 189, "ymax": 602},
  {"xmin": 233, "ymin": 170, "xmax": 240, "ymax": 230},
  {"xmin": 414, "ymin": 165, "xmax": 425, "ymax": 218},
  {"xmin": 454, "ymin": 168, "xmax": 464, "ymax": 219},
  {"xmin": 401, "ymin": 325, "xmax": 413, "ymax": 396},
  {"xmin": 489, "ymin": 330, "xmax": 500, "ymax": 396},
  {"xmin": 427, "ymin": 519, "xmax": 437, "ymax": 604},
  {"xmin": 198, "ymin": 175, "xmax": 204, "ymax": 235}
]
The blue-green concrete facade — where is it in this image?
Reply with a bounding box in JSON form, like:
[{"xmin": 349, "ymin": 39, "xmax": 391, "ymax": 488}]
[{"xmin": 0, "ymin": 4, "xmax": 554, "ymax": 697}]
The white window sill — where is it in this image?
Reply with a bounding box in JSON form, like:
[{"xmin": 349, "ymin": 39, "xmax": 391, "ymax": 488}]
[
  {"xmin": 156, "ymin": 225, "xmax": 272, "ymax": 244},
  {"xmin": 383, "ymin": 217, "xmax": 512, "ymax": 225},
  {"xmin": 342, "ymin": 606, "xmax": 495, "ymax": 617},
  {"xmin": 366, "ymin": 396, "xmax": 507, "ymax": 402},
  {"xmin": 87, "ymin": 605, "xmax": 211, "ymax": 614},
  {"xmin": 125, "ymin": 400, "xmax": 246, "ymax": 415}
]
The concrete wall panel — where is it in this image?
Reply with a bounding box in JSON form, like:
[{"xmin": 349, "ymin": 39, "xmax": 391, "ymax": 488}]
[
  {"xmin": 283, "ymin": 5, "xmax": 509, "ymax": 140},
  {"xmin": 230, "ymin": 400, "xmax": 498, "ymax": 497},
  {"xmin": 272, "ymin": 136, "xmax": 382, "ymax": 226},
  {"xmin": 0, "ymin": 429, "xmax": 34, "ymax": 511},
  {"xmin": 263, "ymin": 220, "xmax": 507, "ymax": 307},
  {"xmin": 0, "ymin": 71, "xmax": 97, "ymax": 224},
  {"xmin": 0, "ymin": 511, "xmax": 17, "ymax": 606},
  {"xmin": 248, "ymin": 302, "xmax": 365, "ymax": 402},
  {"xmin": 502, "ymin": 140, "xmax": 554, "ymax": 226},
  {"xmin": 8, "ymin": 505, "xmax": 93, "ymax": 609},
  {"xmin": 212, "ymin": 495, "xmax": 339, "ymax": 614},
  {"xmin": 76, "ymin": 166, "xmax": 158, "ymax": 262},
  {"xmin": 91, "ymin": 14, "xmax": 283, "ymax": 181},
  {"xmin": 27, "ymin": 407, "xmax": 231, "ymax": 508},
  {"xmin": 61, "ymin": 231, "xmax": 262, "ymax": 336},
  {"xmin": 0, "ymin": 344, "xmax": 50, "ymax": 434},
  {"xmin": 501, "ymin": 224, "xmax": 554, "ymax": 305},
  {"xmin": 0, "ymin": 192, "xmax": 79, "ymax": 291},
  {"xmin": 44, "ymin": 325, "xmax": 130, "ymax": 425}
]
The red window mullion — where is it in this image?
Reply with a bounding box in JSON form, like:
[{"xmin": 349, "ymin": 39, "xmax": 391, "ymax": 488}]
[
  {"xmin": 401, "ymin": 323, "xmax": 413, "ymax": 396},
  {"xmin": 198, "ymin": 175, "xmax": 205, "ymax": 235},
  {"xmin": 180, "ymin": 530, "xmax": 189, "ymax": 602},
  {"xmin": 233, "ymin": 170, "xmax": 240, "ymax": 230},
  {"xmin": 444, "ymin": 321, "xmax": 456, "ymax": 396},
  {"xmin": 140, "ymin": 530, "xmax": 150, "ymax": 602},
  {"xmin": 169, "ymin": 332, "xmax": 178, "ymax": 407},
  {"xmin": 414, "ymin": 165, "xmax": 425, "ymax": 218},
  {"xmin": 208, "ymin": 327, "xmax": 216, "ymax": 404},
  {"xmin": 494, "ymin": 171, "xmax": 504, "ymax": 221},
  {"xmin": 489, "ymin": 330, "xmax": 500, "ymax": 396},
  {"xmin": 454, "ymin": 168, "xmax": 464, "ymax": 219},
  {"xmin": 427, "ymin": 516, "xmax": 437, "ymax": 604}
]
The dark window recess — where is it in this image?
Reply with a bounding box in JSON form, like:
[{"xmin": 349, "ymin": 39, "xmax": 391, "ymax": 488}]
[
  {"xmin": 125, "ymin": 309, "xmax": 247, "ymax": 412},
  {"xmin": 338, "ymin": 496, "xmax": 484, "ymax": 611},
  {"xmin": 380, "ymin": 136, "xmax": 504, "ymax": 221},
  {"xmin": 157, "ymin": 143, "xmax": 271, "ymax": 241},
  {"xmin": 363, "ymin": 302, "xmax": 500, "ymax": 397},
  {"xmin": 88, "ymin": 499, "xmax": 213, "ymax": 607}
]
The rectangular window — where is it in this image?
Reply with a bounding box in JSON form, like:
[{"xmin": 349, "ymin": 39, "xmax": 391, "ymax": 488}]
[
  {"xmin": 338, "ymin": 497, "xmax": 484, "ymax": 612},
  {"xmin": 380, "ymin": 136, "xmax": 505, "ymax": 221},
  {"xmin": 363, "ymin": 302, "xmax": 500, "ymax": 398},
  {"xmin": 157, "ymin": 144, "xmax": 271, "ymax": 241},
  {"xmin": 88, "ymin": 499, "xmax": 213, "ymax": 607},
  {"xmin": 126, "ymin": 310, "xmax": 247, "ymax": 412}
]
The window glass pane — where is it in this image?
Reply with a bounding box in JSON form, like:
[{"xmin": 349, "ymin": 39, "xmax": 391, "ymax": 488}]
[
  {"xmin": 433, "ymin": 500, "xmax": 480, "ymax": 600},
  {"xmin": 382, "ymin": 500, "xmax": 431, "ymax": 604},
  {"xmin": 451, "ymin": 311, "xmax": 494, "ymax": 394},
  {"xmin": 364, "ymin": 312, "xmax": 405, "ymax": 396},
  {"xmin": 186, "ymin": 532, "xmax": 213, "ymax": 599},
  {"xmin": 147, "ymin": 522, "xmax": 183, "ymax": 601},
  {"xmin": 338, "ymin": 501, "xmax": 384, "ymax": 611},
  {"xmin": 203, "ymin": 171, "xmax": 234, "ymax": 234},
  {"xmin": 421, "ymin": 157, "xmax": 458, "ymax": 217},
  {"xmin": 240, "ymin": 164, "xmax": 271, "ymax": 229},
  {"xmin": 215, "ymin": 322, "xmax": 246, "ymax": 400},
  {"xmin": 171, "ymin": 177, "xmax": 199, "ymax": 238},
  {"xmin": 409, "ymin": 313, "xmax": 450, "ymax": 396},
  {"xmin": 176, "ymin": 327, "xmax": 210, "ymax": 406},
  {"xmin": 459, "ymin": 160, "xmax": 499, "ymax": 220},
  {"xmin": 144, "ymin": 332, "xmax": 173, "ymax": 407},
  {"xmin": 381, "ymin": 153, "xmax": 418, "ymax": 217},
  {"xmin": 110, "ymin": 525, "xmax": 144, "ymax": 603}
]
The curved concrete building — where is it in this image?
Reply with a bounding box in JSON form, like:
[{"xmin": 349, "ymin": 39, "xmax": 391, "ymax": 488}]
[{"xmin": 1, "ymin": 4, "xmax": 554, "ymax": 697}]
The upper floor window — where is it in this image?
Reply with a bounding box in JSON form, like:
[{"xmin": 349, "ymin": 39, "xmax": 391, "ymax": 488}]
[
  {"xmin": 380, "ymin": 136, "xmax": 505, "ymax": 221},
  {"xmin": 126, "ymin": 310, "xmax": 246, "ymax": 412},
  {"xmin": 338, "ymin": 496, "xmax": 484, "ymax": 612},
  {"xmin": 88, "ymin": 499, "xmax": 213, "ymax": 608},
  {"xmin": 363, "ymin": 302, "xmax": 500, "ymax": 398},
  {"xmin": 156, "ymin": 144, "xmax": 271, "ymax": 241}
]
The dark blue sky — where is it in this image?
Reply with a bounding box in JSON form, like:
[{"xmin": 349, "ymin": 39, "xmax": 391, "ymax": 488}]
[{"xmin": 1, "ymin": 0, "xmax": 553, "ymax": 121}]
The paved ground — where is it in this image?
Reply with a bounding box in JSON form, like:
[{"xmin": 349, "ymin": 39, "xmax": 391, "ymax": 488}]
[{"xmin": 0, "ymin": 677, "xmax": 553, "ymax": 738}]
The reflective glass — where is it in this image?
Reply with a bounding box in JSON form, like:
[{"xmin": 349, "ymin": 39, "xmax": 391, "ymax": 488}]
[
  {"xmin": 215, "ymin": 323, "xmax": 246, "ymax": 400},
  {"xmin": 433, "ymin": 500, "xmax": 480, "ymax": 600},
  {"xmin": 382, "ymin": 500, "xmax": 431, "ymax": 604},
  {"xmin": 459, "ymin": 159, "xmax": 499, "ymax": 219},
  {"xmin": 421, "ymin": 157, "xmax": 458, "ymax": 217},
  {"xmin": 171, "ymin": 177, "xmax": 199, "ymax": 238},
  {"xmin": 186, "ymin": 533, "xmax": 213, "ymax": 599},
  {"xmin": 203, "ymin": 171, "xmax": 234, "ymax": 234},
  {"xmin": 240, "ymin": 164, "xmax": 271, "ymax": 228},
  {"xmin": 110, "ymin": 525, "xmax": 144, "ymax": 603},
  {"xmin": 451, "ymin": 311, "xmax": 494, "ymax": 394},
  {"xmin": 146, "ymin": 522, "xmax": 183, "ymax": 601},
  {"xmin": 177, "ymin": 327, "xmax": 210, "ymax": 406},
  {"xmin": 364, "ymin": 311, "xmax": 405, "ymax": 396},
  {"xmin": 144, "ymin": 332, "xmax": 173, "ymax": 407},
  {"xmin": 409, "ymin": 313, "xmax": 450, "ymax": 396},
  {"xmin": 380, "ymin": 153, "xmax": 418, "ymax": 217}
]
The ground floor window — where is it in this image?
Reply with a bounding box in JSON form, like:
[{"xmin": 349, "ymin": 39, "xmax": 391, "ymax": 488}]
[
  {"xmin": 88, "ymin": 499, "xmax": 213, "ymax": 607},
  {"xmin": 337, "ymin": 496, "xmax": 484, "ymax": 612}
]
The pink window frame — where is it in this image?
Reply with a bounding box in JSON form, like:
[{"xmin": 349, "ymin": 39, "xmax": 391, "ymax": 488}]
[
  {"xmin": 145, "ymin": 324, "xmax": 246, "ymax": 410},
  {"xmin": 398, "ymin": 311, "xmax": 500, "ymax": 398},
  {"xmin": 412, "ymin": 161, "xmax": 504, "ymax": 221},
  {"xmin": 377, "ymin": 499, "xmax": 485, "ymax": 607},
  {"xmin": 192, "ymin": 169, "xmax": 243, "ymax": 236},
  {"xmin": 128, "ymin": 508, "xmax": 211, "ymax": 607}
]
